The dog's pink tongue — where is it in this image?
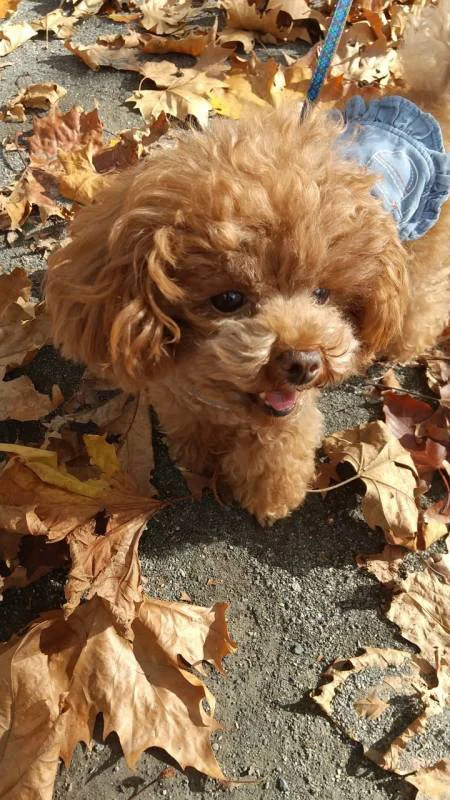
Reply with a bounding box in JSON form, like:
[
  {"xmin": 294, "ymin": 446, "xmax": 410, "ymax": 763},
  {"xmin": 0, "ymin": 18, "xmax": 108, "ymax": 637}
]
[{"xmin": 264, "ymin": 390, "xmax": 297, "ymax": 411}]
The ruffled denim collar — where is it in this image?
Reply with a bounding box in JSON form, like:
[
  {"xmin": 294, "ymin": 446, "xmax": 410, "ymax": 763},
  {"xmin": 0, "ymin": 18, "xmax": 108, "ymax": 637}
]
[{"xmin": 335, "ymin": 96, "xmax": 450, "ymax": 241}]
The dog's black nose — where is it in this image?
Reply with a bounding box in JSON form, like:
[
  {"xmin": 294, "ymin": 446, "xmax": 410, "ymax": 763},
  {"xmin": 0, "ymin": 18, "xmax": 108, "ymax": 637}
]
[{"xmin": 277, "ymin": 350, "xmax": 322, "ymax": 386}]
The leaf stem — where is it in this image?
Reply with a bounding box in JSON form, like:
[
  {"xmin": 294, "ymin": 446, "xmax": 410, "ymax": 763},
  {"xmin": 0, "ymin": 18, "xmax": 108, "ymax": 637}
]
[{"xmin": 307, "ymin": 474, "xmax": 360, "ymax": 493}]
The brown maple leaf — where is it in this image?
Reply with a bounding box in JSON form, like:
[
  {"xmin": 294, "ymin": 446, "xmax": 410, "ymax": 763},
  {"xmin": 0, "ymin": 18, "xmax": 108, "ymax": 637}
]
[
  {"xmin": 29, "ymin": 106, "xmax": 104, "ymax": 172},
  {"xmin": 317, "ymin": 420, "xmax": 420, "ymax": 547},
  {"xmin": 0, "ymin": 595, "xmax": 235, "ymax": 798},
  {"xmin": 0, "ymin": 269, "xmax": 51, "ymax": 370}
]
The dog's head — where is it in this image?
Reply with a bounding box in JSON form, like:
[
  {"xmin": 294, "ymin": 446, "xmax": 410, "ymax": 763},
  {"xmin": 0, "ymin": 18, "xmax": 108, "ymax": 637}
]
[{"xmin": 46, "ymin": 106, "xmax": 408, "ymax": 420}]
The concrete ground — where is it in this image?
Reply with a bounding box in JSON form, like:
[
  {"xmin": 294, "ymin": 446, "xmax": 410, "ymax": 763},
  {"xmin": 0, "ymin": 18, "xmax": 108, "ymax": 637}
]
[{"xmin": 0, "ymin": 3, "xmax": 428, "ymax": 798}]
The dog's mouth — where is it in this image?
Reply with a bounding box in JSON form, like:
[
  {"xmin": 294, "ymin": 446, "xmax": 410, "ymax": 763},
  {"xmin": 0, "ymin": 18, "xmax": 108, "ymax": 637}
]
[{"xmin": 250, "ymin": 389, "xmax": 298, "ymax": 417}]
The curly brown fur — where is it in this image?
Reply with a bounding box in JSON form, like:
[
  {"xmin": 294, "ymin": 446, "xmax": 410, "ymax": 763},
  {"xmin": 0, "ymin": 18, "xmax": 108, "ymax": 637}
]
[{"xmin": 46, "ymin": 2, "xmax": 450, "ymax": 523}]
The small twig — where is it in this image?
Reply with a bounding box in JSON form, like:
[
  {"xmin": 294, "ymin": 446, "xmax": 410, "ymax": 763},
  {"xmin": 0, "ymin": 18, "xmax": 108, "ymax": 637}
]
[{"xmin": 366, "ymin": 383, "xmax": 439, "ymax": 405}]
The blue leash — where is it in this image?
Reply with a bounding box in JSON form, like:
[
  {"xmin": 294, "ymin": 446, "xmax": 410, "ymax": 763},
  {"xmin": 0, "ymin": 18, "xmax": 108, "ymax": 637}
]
[{"xmin": 300, "ymin": 0, "xmax": 354, "ymax": 120}]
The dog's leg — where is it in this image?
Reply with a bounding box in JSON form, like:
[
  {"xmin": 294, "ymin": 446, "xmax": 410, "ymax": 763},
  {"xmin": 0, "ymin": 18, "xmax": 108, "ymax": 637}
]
[{"xmin": 221, "ymin": 399, "xmax": 323, "ymax": 525}]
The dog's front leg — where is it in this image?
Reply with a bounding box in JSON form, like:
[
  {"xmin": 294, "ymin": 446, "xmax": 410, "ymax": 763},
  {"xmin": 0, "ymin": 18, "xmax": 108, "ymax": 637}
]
[{"xmin": 221, "ymin": 402, "xmax": 323, "ymax": 525}]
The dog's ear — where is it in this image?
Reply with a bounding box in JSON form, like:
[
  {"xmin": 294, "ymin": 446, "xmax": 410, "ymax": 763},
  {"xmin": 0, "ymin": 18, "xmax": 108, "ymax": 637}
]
[
  {"xmin": 354, "ymin": 238, "xmax": 409, "ymax": 360},
  {"xmin": 46, "ymin": 166, "xmax": 184, "ymax": 391}
]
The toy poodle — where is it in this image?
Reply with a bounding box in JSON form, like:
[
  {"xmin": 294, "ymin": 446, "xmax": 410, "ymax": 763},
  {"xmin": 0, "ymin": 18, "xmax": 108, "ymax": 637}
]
[{"xmin": 46, "ymin": 1, "xmax": 450, "ymax": 523}]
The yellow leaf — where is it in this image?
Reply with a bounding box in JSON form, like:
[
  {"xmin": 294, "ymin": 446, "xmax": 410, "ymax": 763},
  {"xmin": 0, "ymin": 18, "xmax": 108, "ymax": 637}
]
[
  {"xmin": 0, "ymin": 443, "xmax": 110, "ymax": 497},
  {"xmin": 84, "ymin": 433, "xmax": 120, "ymax": 478},
  {"xmin": 0, "ymin": 21, "xmax": 37, "ymax": 55},
  {"xmin": 0, "ymin": 0, "xmax": 20, "ymax": 20},
  {"xmin": 57, "ymin": 147, "xmax": 107, "ymax": 205}
]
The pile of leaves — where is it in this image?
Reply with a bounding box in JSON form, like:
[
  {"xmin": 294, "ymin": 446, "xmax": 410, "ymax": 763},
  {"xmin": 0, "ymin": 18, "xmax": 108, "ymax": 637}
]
[
  {"xmin": 0, "ymin": 0, "xmax": 428, "ymax": 231},
  {"xmin": 1, "ymin": 1, "xmax": 449, "ymax": 798},
  {"xmin": 0, "ymin": 268, "xmax": 237, "ymax": 798},
  {"xmin": 313, "ymin": 356, "xmax": 450, "ymax": 799}
]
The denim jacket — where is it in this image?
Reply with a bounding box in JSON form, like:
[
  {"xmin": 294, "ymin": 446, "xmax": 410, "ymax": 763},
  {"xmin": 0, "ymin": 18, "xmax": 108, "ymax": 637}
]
[{"xmin": 336, "ymin": 96, "xmax": 450, "ymax": 241}]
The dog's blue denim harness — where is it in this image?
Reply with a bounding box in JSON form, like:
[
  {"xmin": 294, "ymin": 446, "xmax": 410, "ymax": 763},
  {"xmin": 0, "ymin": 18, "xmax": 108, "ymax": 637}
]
[{"xmin": 335, "ymin": 96, "xmax": 450, "ymax": 241}]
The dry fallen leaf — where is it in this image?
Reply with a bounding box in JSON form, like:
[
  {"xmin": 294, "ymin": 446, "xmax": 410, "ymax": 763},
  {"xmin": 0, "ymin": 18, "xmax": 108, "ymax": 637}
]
[
  {"xmin": 65, "ymin": 39, "xmax": 142, "ymax": 72},
  {"xmin": 0, "ymin": 0, "xmax": 20, "ymax": 19},
  {"xmin": 0, "ymin": 594, "xmax": 235, "ymax": 798},
  {"xmin": 1, "ymin": 82, "xmax": 66, "ymax": 122},
  {"xmin": 387, "ymin": 565, "xmax": 450, "ymax": 666},
  {"xmin": 220, "ymin": 0, "xmax": 310, "ymax": 43},
  {"xmin": 139, "ymin": 27, "xmax": 216, "ymax": 56},
  {"xmin": 313, "ymin": 646, "xmax": 448, "ymax": 783},
  {"xmin": 426, "ymin": 552, "xmax": 450, "ymax": 585},
  {"xmin": 354, "ymin": 690, "xmax": 389, "ymax": 720},
  {"xmin": 0, "ymin": 375, "xmax": 62, "ymax": 422},
  {"xmin": 128, "ymin": 71, "xmax": 226, "ymax": 127},
  {"xmin": 382, "ymin": 391, "xmax": 448, "ymax": 481},
  {"xmin": 31, "ymin": 8, "xmax": 78, "ymax": 39},
  {"xmin": 57, "ymin": 146, "xmax": 108, "ymax": 205},
  {"xmin": 116, "ymin": 392, "xmax": 155, "ymax": 496},
  {"xmin": 318, "ymin": 421, "xmax": 420, "ymax": 547},
  {"xmin": 29, "ymin": 105, "xmax": 104, "ymax": 172},
  {"xmin": 406, "ymin": 760, "xmax": 450, "ymax": 800},
  {"xmin": 138, "ymin": 0, "xmax": 192, "ymax": 34},
  {"xmin": 0, "ymin": 436, "xmax": 163, "ymax": 632},
  {"xmin": 0, "ymin": 268, "xmax": 51, "ymax": 370},
  {"xmin": 356, "ymin": 543, "xmax": 405, "ymax": 584},
  {"xmin": 0, "ymin": 21, "xmax": 37, "ymax": 55}
]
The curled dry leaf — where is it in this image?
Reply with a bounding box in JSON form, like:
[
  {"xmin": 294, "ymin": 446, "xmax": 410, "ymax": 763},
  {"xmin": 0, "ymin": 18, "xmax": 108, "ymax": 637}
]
[
  {"xmin": 0, "ymin": 21, "xmax": 37, "ymax": 55},
  {"xmin": 0, "ymin": 594, "xmax": 235, "ymax": 799},
  {"xmin": 138, "ymin": 0, "xmax": 192, "ymax": 34},
  {"xmin": 220, "ymin": 0, "xmax": 310, "ymax": 42},
  {"xmin": 0, "ymin": 0, "xmax": 20, "ymax": 19},
  {"xmin": 0, "ymin": 268, "xmax": 51, "ymax": 370},
  {"xmin": 31, "ymin": 8, "xmax": 78, "ymax": 39},
  {"xmin": 313, "ymin": 647, "xmax": 449, "ymax": 782},
  {"xmin": 0, "ymin": 170, "xmax": 67, "ymax": 230},
  {"xmin": 318, "ymin": 420, "xmax": 420, "ymax": 547},
  {"xmin": 139, "ymin": 27, "xmax": 217, "ymax": 57},
  {"xmin": 65, "ymin": 39, "xmax": 142, "ymax": 71},
  {"xmin": 387, "ymin": 565, "xmax": 450, "ymax": 666},
  {"xmin": 0, "ymin": 375, "xmax": 62, "ymax": 422},
  {"xmin": 0, "ymin": 82, "xmax": 66, "ymax": 123}
]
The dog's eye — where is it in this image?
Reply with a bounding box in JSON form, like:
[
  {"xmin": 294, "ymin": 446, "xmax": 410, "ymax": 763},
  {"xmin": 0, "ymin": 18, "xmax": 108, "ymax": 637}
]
[
  {"xmin": 313, "ymin": 287, "xmax": 329, "ymax": 305},
  {"xmin": 211, "ymin": 291, "xmax": 245, "ymax": 313}
]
